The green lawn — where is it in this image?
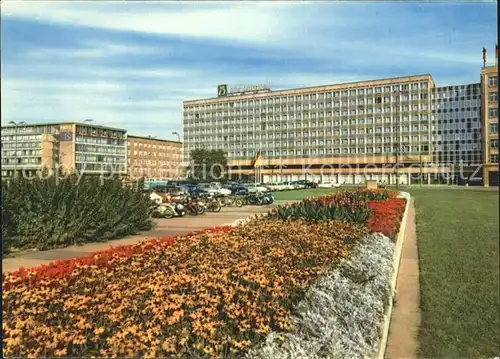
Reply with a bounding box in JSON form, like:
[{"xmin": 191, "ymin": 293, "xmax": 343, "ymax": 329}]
[
  {"xmin": 273, "ymin": 186, "xmax": 500, "ymax": 357},
  {"xmin": 407, "ymin": 188, "xmax": 499, "ymax": 358}
]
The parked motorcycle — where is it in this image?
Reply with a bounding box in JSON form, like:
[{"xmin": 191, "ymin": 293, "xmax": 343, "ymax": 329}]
[
  {"xmin": 220, "ymin": 195, "xmax": 244, "ymax": 207},
  {"xmin": 202, "ymin": 193, "xmax": 222, "ymax": 212},
  {"xmin": 170, "ymin": 202, "xmax": 187, "ymax": 217},
  {"xmin": 245, "ymin": 192, "xmax": 274, "ymax": 205},
  {"xmin": 184, "ymin": 196, "xmax": 201, "ymax": 216}
]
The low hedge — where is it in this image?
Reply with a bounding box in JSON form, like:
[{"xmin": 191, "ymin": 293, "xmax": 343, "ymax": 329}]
[{"xmin": 1, "ymin": 174, "xmax": 153, "ymax": 253}]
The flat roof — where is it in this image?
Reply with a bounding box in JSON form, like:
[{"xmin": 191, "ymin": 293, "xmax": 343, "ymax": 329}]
[
  {"xmin": 127, "ymin": 134, "xmax": 182, "ymax": 144},
  {"xmin": 1, "ymin": 121, "xmax": 127, "ymax": 132},
  {"xmin": 183, "ymin": 73, "xmax": 435, "ymax": 105}
]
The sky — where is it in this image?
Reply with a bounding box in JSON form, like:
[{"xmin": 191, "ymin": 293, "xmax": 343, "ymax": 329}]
[{"xmin": 1, "ymin": 1, "xmax": 497, "ymax": 139}]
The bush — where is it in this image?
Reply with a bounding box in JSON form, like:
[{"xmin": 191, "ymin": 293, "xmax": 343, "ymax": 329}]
[
  {"xmin": 268, "ymin": 191, "xmax": 372, "ymax": 224},
  {"xmin": 1, "ymin": 174, "xmax": 153, "ymax": 253}
]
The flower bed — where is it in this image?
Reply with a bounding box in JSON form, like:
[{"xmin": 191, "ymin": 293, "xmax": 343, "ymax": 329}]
[
  {"xmin": 367, "ymin": 198, "xmax": 406, "ymax": 240},
  {"xmin": 269, "ymin": 188, "xmax": 401, "ymax": 223},
  {"xmin": 3, "ymin": 219, "xmax": 365, "ymax": 358},
  {"xmin": 2, "ymin": 189, "xmax": 407, "ymax": 358}
]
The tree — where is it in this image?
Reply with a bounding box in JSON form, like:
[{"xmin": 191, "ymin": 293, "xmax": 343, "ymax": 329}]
[{"xmin": 188, "ymin": 149, "xmax": 228, "ymax": 182}]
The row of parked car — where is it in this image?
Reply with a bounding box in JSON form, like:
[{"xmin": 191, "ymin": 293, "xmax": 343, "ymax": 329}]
[{"xmin": 145, "ymin": 179, "xmax": 341, "ymax": 198}]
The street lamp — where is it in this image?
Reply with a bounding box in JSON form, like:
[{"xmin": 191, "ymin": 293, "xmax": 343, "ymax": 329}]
[
  {"xmin": 9, "ymin": 121, "xmax": 26, "ymax": 178},
  {"xmin": 172, "ymin": 132, "xmax": 181, "ymax": 179}
]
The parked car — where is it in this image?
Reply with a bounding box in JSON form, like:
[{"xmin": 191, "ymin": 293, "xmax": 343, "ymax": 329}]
[
  {"xmin": 295, "ymin": 179, "xmax": 318, "ymax": 188},
  {"xmin": 225, "ymin": 184, "xmax": 249, "ymax": 195},
  {"xmin": 198, "ymin": 183, "xmax": 232, "ymax": 196},
  {"xmin": 317, "ymin": 182, "xmax": 342, "ymax": 188},
  {"xmin": 288, "ymin": 181, "xmax": 305, "ymax": 190},
  {"xmin": 244, "ymin": 183, "xmax": 269, "ymax": 193}
]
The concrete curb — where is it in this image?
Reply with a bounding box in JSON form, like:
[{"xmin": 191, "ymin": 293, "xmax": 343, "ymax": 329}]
[{"xmin": 376, "ymin": 191, "xmax": 411, "ymax": 359}]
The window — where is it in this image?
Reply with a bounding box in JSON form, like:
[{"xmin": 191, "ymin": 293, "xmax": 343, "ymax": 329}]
[
  {"xmin": 489, "ymin": 123, "xmax": 499, "ymax": 133},
  {"xmin": 488, "ymin": 76, "xmax": 498, "ymax": 86},
  {"xmin": 490, "ymin": 139, "xmax": 498, "ymax": 148},
  {"xmin": 490, "ymin": 154, "xmax": 499, "ymax": 163},
  {"xmin": 489, "ymin": 108, "xmax": 499, "ymax": 118},
  {"xmin": 489, "ymin": 92, "xmax": 498, "ymax": 102}
]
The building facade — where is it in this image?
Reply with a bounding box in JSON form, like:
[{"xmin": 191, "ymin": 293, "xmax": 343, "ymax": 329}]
[
  {"xmin": 1, "ymin": 122, "xmax": 127, "ymax": 177},
  {"xmin": 432, "ymin": 83, "xmax": 482, "ymax": 165},
  {"xmin": 480, "ymin": 65, "xmax": 499, "ymax": 186},
  {"xmin": 127, "ymin": 135, "xmax": 182, "ymax": 180},
  {"xmin": 184, "ymin": 75, "xmax": 442, "ymax": 185}
]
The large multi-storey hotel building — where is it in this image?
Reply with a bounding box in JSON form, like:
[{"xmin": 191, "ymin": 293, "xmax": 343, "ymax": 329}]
[
  {"xmin": 1, "ymin": 122, "xmax": 128, "ymax": 177},
  {"xmin": 481, "ymin": 65, "xmax": 499, "ymax": 186},
  {"xmin": 127, "ymin": 135, "xmax": 182, "ymax": 180},
  {"xmin": 183, "ymin": 75, "xmax": 443, "ymax": 185}
]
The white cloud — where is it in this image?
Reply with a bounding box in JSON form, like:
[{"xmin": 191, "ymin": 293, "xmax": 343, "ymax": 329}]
[
  {"xmin": 1, "ymin": 2, "xmax": 290, "ymax": 44},
  {"xmin": 22, "ymin": 40, "xmax": 165, "ymax": 60},
  {"xmin": 1, "ymin": 1, "xmax": 495, "ymax": 138}
]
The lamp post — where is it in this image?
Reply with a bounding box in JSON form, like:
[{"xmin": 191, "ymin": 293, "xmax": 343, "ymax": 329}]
[
  {"xmin": 172, "ymin": 132, "xmax": 181, "ymax": 179},
  {"xmin": 9, "ymin": 121, "xmax": 26, "ymax": 178}
]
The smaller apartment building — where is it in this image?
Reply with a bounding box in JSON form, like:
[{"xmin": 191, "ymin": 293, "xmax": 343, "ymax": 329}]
[
  {"xmin": 481, "ymin": 65, "xmax": 499, "ymax": 186},
  {"xmin": 127, "ymin": 135, "xmax": 182, "ymax": 180},
  {"xmin": 1, "ymin": 122, "xmax": 127, "ymax": 177}
]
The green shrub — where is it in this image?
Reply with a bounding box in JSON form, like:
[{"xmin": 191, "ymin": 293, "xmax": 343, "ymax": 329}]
[
  {"xmin": 269, "ymin": 191, "xmax": 371, "ymax": 224},
  {"xmin": 1, "ymin": 173, "xmax": 153, "ymax": 252}
]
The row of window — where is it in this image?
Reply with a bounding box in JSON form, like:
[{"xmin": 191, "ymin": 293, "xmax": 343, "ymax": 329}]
[
  {"xmin": 75, "ymin": 126, "xmax": 126, "ymax": 139},
  {"xmin": 185, "ymin": 104, "xmax": 430, "ymax": 119},
  {"xmin": 75, "ymin": 136, "xmax": 126, "ymax": 146},
  {"xmin": 188, "ymin": 133, "xmax": 430, "ymax": 144},
  {"xmin": 2, "ymin": 157, "xmax": 41, "ymax": 165},
  {"xmin": 186, "ymin": 123, "xmax": 430, "ymax": 134},
  {"xmin": 1, "ymin": 150, "xmax": 42, "ymax": 157},
  {"xmin": 130, "ymin": 142, "xmax": 180, "ymax": 151},
  {"xmin": 129, "ymin": 159, "xmax": 179, "ymax": 166},
  {"xmin": 75, "ymin": 163, "xmax": 127, "ymax": 172},
  {"xmin": 75, "ymin": 155, "xmax": 127, "ymax": 164},
  {"xmin": 433, "ymin": 143, "xmax": 480, "ymax": 151},
  {"xmin": 186, "ymin": 115, "xmax": 430, "ymax": 129},
  {"xmin": 75, "ymin": 144, "xmax": 126, "ymax": 155},
  {"xmin": 129, "ymin": 150, "xmax": 181, "ymax": 158},
  {"xmin": 0, "ymin": 142, "xmax": 41, "ymax": 149},
  {"xmin": 221, "ymin": 146, "xmax": 429, "ymax": 157},
  {"xmin": 435, "ymin": 122, "xmax": 480, "ymax": 130},
  {"xmin": 1, "ymin": 125, "xmax": 59, "ymax": 135},
  {"xmin": 434, "ymin": 107, "xmax": 478, "ymax": 113},
  {"xmin": 193, "ymin": 95, "xmax": 427, "ymax": 111},
  {"xmin": 185, "ymin": 83, "xmax": 430, "ymax": 110},
  {"xmin": 1, "ymin": 134, "xmax": 42, "ymax": 142}
]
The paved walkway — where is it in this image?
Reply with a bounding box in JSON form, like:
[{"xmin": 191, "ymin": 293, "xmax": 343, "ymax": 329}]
[
  {"xmin": 2, "ymin": 203, "xmax": 284, "ymax": 274},
  {"xmin": 385, "ymin": 198, "xmax": 421, "ymax": 358}
]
